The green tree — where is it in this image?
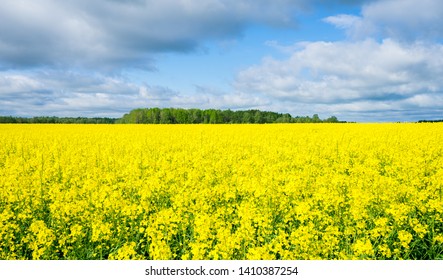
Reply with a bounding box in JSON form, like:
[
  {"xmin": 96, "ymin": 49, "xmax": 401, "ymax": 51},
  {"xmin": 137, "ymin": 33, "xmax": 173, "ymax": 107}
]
[{"xmin": 160, "ymin": 108, "xmax": 173, "ymax": 124}]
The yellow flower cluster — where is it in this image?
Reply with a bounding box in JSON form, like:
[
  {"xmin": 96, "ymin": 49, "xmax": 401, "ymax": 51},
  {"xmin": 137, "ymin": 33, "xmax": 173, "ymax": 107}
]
[{"xmin": 0, "ymin": 123, "xmax": 442, "ymax": 259}]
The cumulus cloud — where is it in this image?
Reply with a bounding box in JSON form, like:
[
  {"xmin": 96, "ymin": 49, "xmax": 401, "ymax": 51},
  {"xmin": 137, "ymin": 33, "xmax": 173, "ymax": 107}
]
[
  {"xmin": 235, "ymin": 39, "xmax": 443, "ymax": 121},
  {"xmin": 325, "ymin": 0, "xmax": 443, "ymax": 41},
  {"xmin": 232, "ymin": 0, "xmax": 443, "ymax": 121},
  {"xmin": 0, "ymin": 71, "xmax": 143, "ymax": 116},
  {"xmin": 0, "ymin": 0, "xmax": 308, "ymax": 70}
]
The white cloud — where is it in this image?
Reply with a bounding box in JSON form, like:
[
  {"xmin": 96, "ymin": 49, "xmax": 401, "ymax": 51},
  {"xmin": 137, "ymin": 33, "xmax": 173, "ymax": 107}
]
[
  {"xmin": 325, "ymin": 0, "xmax": 443, "ymax": 41},
  {"xmin": 235, "ymin": 39, "xmax": 443, "ymax": 121},
  {"xmin": 0, "ymin": 74, "xmax": 45, "ymax": 94},
  {"xmin": 323, "ymin": 14, "xmax": 375, "ymax": 39},
  {"xmin": 0, "ymin": 71, "xmax": 141, "ymax": 116},
  {"xmin": 323, "ymin": 14, "xmax": 361, "ymax": 30}
]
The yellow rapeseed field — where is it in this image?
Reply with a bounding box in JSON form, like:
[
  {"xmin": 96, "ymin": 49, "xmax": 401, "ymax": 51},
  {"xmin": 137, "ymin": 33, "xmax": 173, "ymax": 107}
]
[{"xmin": 0, "ymin": 124, "xmax": 442, "ymax": 260}]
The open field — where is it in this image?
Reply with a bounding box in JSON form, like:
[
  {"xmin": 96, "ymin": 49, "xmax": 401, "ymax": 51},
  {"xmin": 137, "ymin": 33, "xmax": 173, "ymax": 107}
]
[{"xmin": 0, "ymin": 124, "xmax": 442, "ymax": 260}]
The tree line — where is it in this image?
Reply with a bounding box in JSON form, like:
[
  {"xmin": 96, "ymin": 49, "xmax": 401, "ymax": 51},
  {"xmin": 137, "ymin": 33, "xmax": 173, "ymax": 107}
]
[
  {"xmin": 117, "ymin": 108, "xmax": 343, "ymax": 124},
  {"xmin": 0, "ymin": 116, "xmax": 117, "ymax": 124},
  {"xmin": 417, "ymin": 119, "xmax": 443, "ymax": 123},
  {"xmin": 0, "ymin": 108, "xmax": 344, "ymax": 124}
]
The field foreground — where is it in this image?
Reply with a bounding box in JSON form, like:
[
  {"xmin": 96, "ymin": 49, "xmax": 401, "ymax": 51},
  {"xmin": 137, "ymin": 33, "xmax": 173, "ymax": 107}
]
[{"xmin": 0, "ymin": 124, "xmax": 442, "ymax": 260}]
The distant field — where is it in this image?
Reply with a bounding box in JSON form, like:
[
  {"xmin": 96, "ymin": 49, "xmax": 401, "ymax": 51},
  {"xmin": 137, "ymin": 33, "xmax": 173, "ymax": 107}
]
[{"xmin": 0, "ymin": 124, "xmax": 442, "ymax": 260}]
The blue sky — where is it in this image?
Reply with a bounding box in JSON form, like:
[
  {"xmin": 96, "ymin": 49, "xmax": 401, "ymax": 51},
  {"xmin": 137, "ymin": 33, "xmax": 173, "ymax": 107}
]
[{"xmin": 1, "ymin": 0, "xmax": 443, "ymax": 122}]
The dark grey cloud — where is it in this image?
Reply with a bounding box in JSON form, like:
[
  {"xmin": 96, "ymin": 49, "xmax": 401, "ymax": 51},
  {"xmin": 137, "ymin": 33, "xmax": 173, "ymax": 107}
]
[
  {"xmin": 0, "ymin": 0, "xmax": 308, "ymax": 71},
  {"xmin": 0, "ymin": 0, "xmax": 380, "ymax": 71}
]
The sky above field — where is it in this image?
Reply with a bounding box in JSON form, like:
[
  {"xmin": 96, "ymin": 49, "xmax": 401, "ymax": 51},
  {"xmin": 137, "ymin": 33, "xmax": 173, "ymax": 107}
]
[{"xmin": 1, "ymin": 0, "xmax": 443, "ymax": 122}]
